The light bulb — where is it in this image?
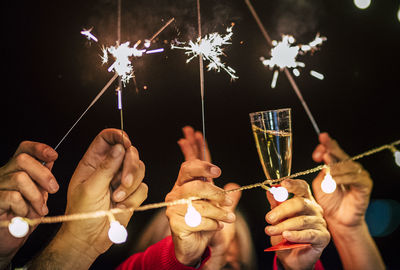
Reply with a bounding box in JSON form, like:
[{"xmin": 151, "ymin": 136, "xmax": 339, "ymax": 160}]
[
  {"xmin": 397, "ymin": 6, "xmax": 400, "ymax": 23},
  {"xmin": 354, "ymin": 0, "xmax": 371, "ymax": 9},
  {"xmin": 394, "ymin": 151, "xmax": 400, "ymax": 167},
  {"xmin": 108, "ymin": 221, "xmax": 128, "ymax": 244},
  {"xmin": 321, "ymin": 172, "xmax": 337, "ymax": 194},
  {"xmin": 270, "ymin": 186, "xmax": 289, "ymax": 202},
  {"xmin": 8, "ymin": 217, "xmax": 29, "ymax": 238},
  {"xmin": 185, "ymin": 204, "xmax": 202, "ymax": 227}
]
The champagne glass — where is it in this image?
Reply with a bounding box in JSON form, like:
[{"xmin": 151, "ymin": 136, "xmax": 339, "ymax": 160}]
[{"xmin": 249, "ymin": 108, "xmax": 310, "ymax": 251}]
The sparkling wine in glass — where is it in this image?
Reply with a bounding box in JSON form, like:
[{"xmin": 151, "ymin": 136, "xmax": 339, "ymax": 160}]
[{"xmin": 250, "ymin": 108, "xmax": 310, "ymax": 251}]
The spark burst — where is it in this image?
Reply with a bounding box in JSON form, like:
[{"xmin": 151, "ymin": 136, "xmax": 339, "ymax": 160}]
[
  {"xmin": 101, "ymin": 41, "xmax": 164, "ymax": 85},
  {"xmin": 171, "ymin": 26, "xmax": 238, "ymax": 80},
  {"xmin": 260, "ymin": 34, "xmax": 326, "ymax": 88}
]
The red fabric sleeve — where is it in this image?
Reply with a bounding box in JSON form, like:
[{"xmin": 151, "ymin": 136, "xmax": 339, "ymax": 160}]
[
  {"xmin": 116, "ymin": 236, "xmax": 211, "ymax": 270},
  {"xmin": 273, "ymin": 254, "xmax": 325, "ymax": 270}
]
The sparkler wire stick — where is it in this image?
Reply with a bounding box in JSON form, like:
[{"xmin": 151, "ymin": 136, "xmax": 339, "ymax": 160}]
[
  {"xmin": 53, "ymin": 74, "xmax": 119, "ymax": 151},
  {"xmin": 244, "ymin": 0, "xmax": 321, "ymax": 135},
  {"xmin": 147, "ymin": 18, "xmax": 175, "ymax": 43},
  {"xmin": 197, "ymin": 0, "xmax": 207, "ymax": 161},
  {"xmin": 117, "ymin": 0, "xmax": 124, "ymax": 136}
]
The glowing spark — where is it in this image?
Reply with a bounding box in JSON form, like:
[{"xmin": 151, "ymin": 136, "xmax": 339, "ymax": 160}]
[
  {"xmin": 81, "ymin": 27, "xmax": 98, "ymax": 42},
  {"xmin": 171, "ymin": 26, "xmax": 238, "ymax": 80},
  {"xmin": 310, "ymin": 70, "xmax": 324, "ymax": 80},
  {"xmin": 261, "ymin": 34, "xmax": 326, "ymax": 87}
]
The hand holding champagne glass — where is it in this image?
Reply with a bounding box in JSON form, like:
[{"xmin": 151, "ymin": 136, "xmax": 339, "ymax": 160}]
[{"xmin": 250, "ymin": 108, "xmax": 310, "ymax": 251}]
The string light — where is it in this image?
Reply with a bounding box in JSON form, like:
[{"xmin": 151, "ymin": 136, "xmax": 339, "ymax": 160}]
[
  {"xmin": 107, "ymin": 214, "xmax": 127, "ymax": 244},
  {"xmin": 184, "ymin": 202, "xmax": 202, "ymax": 227},
  {"xmin": 397, "ymin": 6, "xmax": 400, "ymax": 23},
  {"xmin": 354, "ymin": 0, "xmax": 371, "ymax": 10},
  {"xmin": 8, "ymin": 217, "xmax": 29, "ymax": 238},
  {"xmin": 269, "ymin": 186, "xmax": 289, "ymax": 202},
  {"xmin": 390, "ymin": 146, "xmax": 400, "ymax": 167},
  {"xmin": 321, "ymin": 169, "xmax": 337, "ymax": 194},
  {"xmin": 1, "ymin": 139, "xmax": 399, "ymax": 231}
]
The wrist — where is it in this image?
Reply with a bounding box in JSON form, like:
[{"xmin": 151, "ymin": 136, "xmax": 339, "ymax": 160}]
[
  {"xmin": 327, "ymin": 219, "xmax": 367, "ymax": 241},
  {"xmin": 173, "ymin": 236, "xmax": 203, "ymax": 267}
]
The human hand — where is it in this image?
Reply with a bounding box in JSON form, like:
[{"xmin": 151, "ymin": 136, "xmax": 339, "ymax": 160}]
[
  {"xmin": 178, "ymin": 126, "xmax": 211, "ymax": 162},
  {"xmin": 203, "ymin": 183, "xmax": 242, "ymax": 270},
  {"xmin": 55, "ymin": 129, "xmax": 147, "ymax": 260},
  {"xmin": 312, "ymin": 132, "xmax": 372, "ymax": 228},
  {"xmin": 0, "ymin": 141, "xmax": 58, "ymax": 266},
  {"xmin": 165, "ymin": 159, "xmax": 235, "ymax": 266},
  {"xmin": 265, "ymin": 179, "xmax": 330, "ymax": 270}
]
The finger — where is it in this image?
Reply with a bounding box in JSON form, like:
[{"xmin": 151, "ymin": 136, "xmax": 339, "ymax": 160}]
[
  {"xmin": 178, "ymin": 139, "xmax": 198, "ymax": 161},
  {"xmin": 182, "ymin": 126, "xmax": 198, "ymax": 154},
  {"xmin": 194, "ymin": 131, "xmax": 211, "ymax": 162},
  {"xmin": 330, "ymin": 166, "xmax": 372, "ymax": 190},
  {"xmin": 14, "ymin": 141, "xmax": 58, "ymax": 164},
  {"xmin": 319, "ymin": 133, "xmax": 349, "ymax": 161},
  {"xmin": 113, "ymin": 146, "xmax": 145, "ymax": 202},
  {"xmin": 167, "ymin": 181, "xmax": 229, "ymax": 206},
  {"xmin": 176, "ymin": 160, "xmax": 221, "ymax": 186},
  {"xmin": 282, "ymin": 229, "xmax": 330, "ymax": 248},
  {"xmin": 85, "ymin": 144, "xmax": 125, "ymax": 195},
  {"xmin": 281, "ymin": 179, "xmax": 312, "ymax": 199},
  {"xmin": 174, "ymin": 201, "xmax": 235, "ymax": 224},
  {"xmin": 312, "ymin": 144, "xmax": 326, "ymax": 163},
  {"xmin": 265, "ymin": 197, "xmax": 321, "ymax": 224},
  {"xmin": 169, "ymin": 213, "xmax": 222, "ymax": 233},
  {"xmin": 116, "ymin": 183, "xmax": 148, "ymax": 225},
  {"xmin": 265, "ymin": 215, "xmax": 326, "ymax": 236},
  {"xmin": 0, "ymin": 191, "xmax": 29, "ymax": 216},
  {"xmin": 0, "ymin": 172, "xmax": 48, "ymax": 215},
  {"xmin": 266, "ymin": 190, "xmax": 279, "ymax": 209},
  {"xmin": 223, "ymin": 183, "xmax": 241, "ymax": 211},
  {"xmin": 5, "ymin": 153, "xmax": 59, "ymax": 194}
]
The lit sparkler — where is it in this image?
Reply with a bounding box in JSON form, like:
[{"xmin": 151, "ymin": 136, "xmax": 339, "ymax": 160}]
[
  {"xmin": 80, "ymin": 27, "xmax": 98, "ymax": 42},
  {"xmin": 260, "ymin": 34, "xmax": 326, "ymax": 88},
  {"xmin": 171, "ymin": 26, "xmax": 238, "ymax": 80}
]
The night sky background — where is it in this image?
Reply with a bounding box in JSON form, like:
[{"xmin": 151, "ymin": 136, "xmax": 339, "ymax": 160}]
[{"xmin": 1, "ymin": 0, "xmax": 400, "ymax": 269}]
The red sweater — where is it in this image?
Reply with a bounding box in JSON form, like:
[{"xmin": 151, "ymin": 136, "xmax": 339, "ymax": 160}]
[
  {"xmin": 117, "ymin": 236, "xmax": 324, "ymax": 270},
  {"xmin": 116, "ymin": 236, "xmax": 210, "ymax": 270}
]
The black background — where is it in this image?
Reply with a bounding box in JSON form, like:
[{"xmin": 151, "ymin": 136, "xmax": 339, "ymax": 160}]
[{"xmin": 1, "ymin": 0, "xmax": 400, "ymax": 269}]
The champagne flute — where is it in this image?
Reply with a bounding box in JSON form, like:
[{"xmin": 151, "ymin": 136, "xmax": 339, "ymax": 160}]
[{"xmin": 249, "ymin": 108, "xmax": 310, "ymax": 251}]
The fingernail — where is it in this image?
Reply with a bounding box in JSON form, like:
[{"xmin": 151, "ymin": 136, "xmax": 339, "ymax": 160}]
[
  {"xmin": 224, "ymin": 196, "xmax": 233, "ymax": 206},
  {"xmin": 111, "ymin": 145, "xmax": 123, "ymax": 158},
  {"xmin": 227, "ymin": 212, "xmax": 236, "ymax": 222},
  {"xmin": 42, "ymin": 205, "xmax": 49, "ymax": 215},
  {"xmin": 268, "ymin": 213, "xmax": 276, "ymax": 222},
  {"xmin": 267, "ymin": 226, "xmax": 276, "ymax": 233},
  {"xmin": 118, "ymin": 204, "xmax": 127, "ymax": 209},
  {"xmin": 210, "ymin": 166, "xmax": 221, "ymax": 176},
  {"xmin": 125, "ymin": 174, "xmax": 133, "ymax": 187},
  {"xmin": 49, "ymin": 179, "xmax": 59, "ymax": 193},
  {"xmin": 115, "ymin": 190, "xmax": 126, "ymax": 201},
  {"xmin": 44, "ymin": 148, "xmax": 57, "ymax": 159}
]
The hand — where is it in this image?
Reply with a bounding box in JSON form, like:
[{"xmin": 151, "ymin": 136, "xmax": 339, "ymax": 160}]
[
  {"xmin": 312, "ymin": 132, "xmax": 372, "ymax": 228},
  {"xmin": 55, "ymin": 129, "xmax": 147, "ymax": 259},
  {"xmin": 0, "ymin": 141, "xmax": 58, "ymax": 267},
  {"xmin": 165, "ymin": 159, "xmax": 235, "ymax": 266},
  {"xmin": 178, "ymin": 126, "xmax": 211, "ymax": 162},
  {"xmin": 265, "ymin": 179, "xmax": 330, "ymax": 270},
  {"xmin": 203, "ymin": 183, "xmax": 242, "ymax": 270}
]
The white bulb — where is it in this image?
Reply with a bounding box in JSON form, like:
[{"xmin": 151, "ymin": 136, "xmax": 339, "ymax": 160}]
[
  {"xmin": 397, "ymin": 7, "xmax": 400, "ymax": 23},
  {"xmin": 8, "ymin": 217, "xmax": 29, "ymax": 238},
  {"xmin": 321, "ymin": 173, "xmax": 337, "ymax": 194},
  {"xmin": 185, "ymin": 204, "xmax": 202, "ymax": 227},
  {"xmin": 354, "ymin": 0, "xmax": 371, "ymax": 9},
  {"xmin": 394, "ymin": 151, "xmax": 400, "ymax": 167},
  {"xmin": 108, "ymin": 221, "xmax": 128, "ymax": 244},
  {"xmin": 270, "ymin": 186, "xmax": 289, "ymax": 202}
]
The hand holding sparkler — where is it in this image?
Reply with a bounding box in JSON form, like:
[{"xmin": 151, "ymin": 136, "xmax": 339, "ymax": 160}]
[
  {"xmin": 165, "ymin": 159, "xmax": 235, "ymax": 267},
  {"xmin": 0, "ymin": 141, "xmax": 58, "ymax": 269},
  {"xmin": 29, "ymin": 129, "xmax": 147, "ymax": 270},
  {"xmin": 311, "ymin": 133, "xmax": 385, "ymax": 270}
]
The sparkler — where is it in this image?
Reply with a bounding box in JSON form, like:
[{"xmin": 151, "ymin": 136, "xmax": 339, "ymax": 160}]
[
  {"xmin": 260, "ymin": 34, "xmax": 327, "ymax": 88},
  {"xmin": 171, "ymin": 26, "xmax": 238, "ymax": 80},
  {"xmin": 81, "ymin": 27, "xmax": 98, "ymax": 42},
  {"xmin": 244, "ymin": 0, "xmax": 321, "ymax": 136}
]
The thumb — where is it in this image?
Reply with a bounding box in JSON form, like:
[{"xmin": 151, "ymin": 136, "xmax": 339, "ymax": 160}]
[
  {"xmin": 223, "ymin": 183, "xmax": 241, "ymax": 211},
  {"xmin": 266, "ymin": 190, "xmax": 279, "ymax": 209},
  {"xmin": 312, "ymin": 170, "xmax": 327, "ymax": 201},
  {"xmin": 85, "ymin": 144, "xmax": 125, "ymax": 195}
]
